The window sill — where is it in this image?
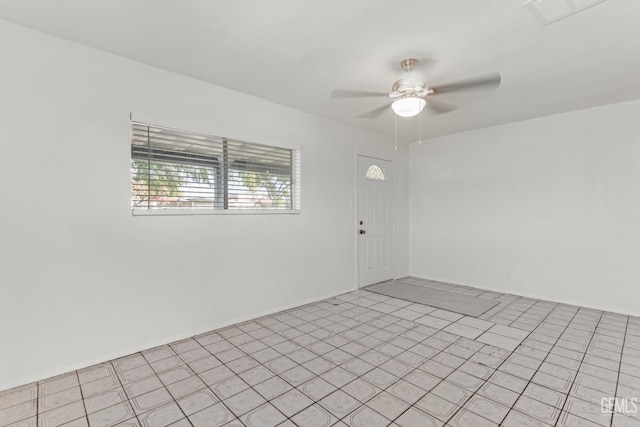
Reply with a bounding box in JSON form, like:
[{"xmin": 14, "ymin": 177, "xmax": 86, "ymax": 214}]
[{"xmin": 132, "ymin": 208, "xmax": 301, "ymax": 216}]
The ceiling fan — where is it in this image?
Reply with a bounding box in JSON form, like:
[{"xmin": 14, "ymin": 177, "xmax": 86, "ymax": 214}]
[{"xmin": 331, "ymin": 58, "xmax": 501, "ymax": 119}]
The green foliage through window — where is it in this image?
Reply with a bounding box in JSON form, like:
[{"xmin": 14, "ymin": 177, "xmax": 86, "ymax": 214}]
[{"xmin": 131, "ymin": 123, "xmax": 296, "ymax": 211}]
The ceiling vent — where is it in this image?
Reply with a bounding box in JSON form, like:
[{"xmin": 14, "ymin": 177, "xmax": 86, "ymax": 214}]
[{"xmin": 524, "ymin": 0, "xmax": 606, "ymax": 25}]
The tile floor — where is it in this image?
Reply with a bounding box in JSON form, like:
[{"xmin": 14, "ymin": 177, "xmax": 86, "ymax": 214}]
[{"xmin": 2, "ymin": 277, "xmax": 640, "ymax": 427}]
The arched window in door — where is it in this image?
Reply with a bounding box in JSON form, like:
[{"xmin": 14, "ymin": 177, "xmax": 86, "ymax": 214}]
[{"xmin": 365, "ymin": 164, "xmax": 386, "ymax": 181}]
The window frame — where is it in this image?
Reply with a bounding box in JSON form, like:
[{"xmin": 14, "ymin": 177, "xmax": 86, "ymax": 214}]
[{"xmin": 130, "ymin": 122, "xmax": 301, "ymax": 216}]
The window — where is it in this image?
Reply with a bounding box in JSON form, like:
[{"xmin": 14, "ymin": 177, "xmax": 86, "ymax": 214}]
[
  {"xmin": 365, "ymin": 164, "xmax": 386, "ymax": 181},
  {"xmin": 131, "ymin": 122, "xmax": 299, "ymax": 214}
]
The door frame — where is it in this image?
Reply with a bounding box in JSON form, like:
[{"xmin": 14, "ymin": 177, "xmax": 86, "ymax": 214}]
[{"xmin": 354, "ymin": 152, "xmax": 397, "ymax": 289}]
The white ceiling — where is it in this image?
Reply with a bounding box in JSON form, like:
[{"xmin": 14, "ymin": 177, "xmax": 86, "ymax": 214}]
[{"xmin": 1, "ymin": 0, "xmax": 639, "ymax": 142}]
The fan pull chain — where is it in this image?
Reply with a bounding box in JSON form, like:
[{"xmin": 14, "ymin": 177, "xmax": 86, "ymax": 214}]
[
  {"xmin": 394, "ymin": 114, "xmax": 398, "ymax": 151},
  {"xmin": 419, "ymin": 111, "xmax": 422, "ymax": 144}
]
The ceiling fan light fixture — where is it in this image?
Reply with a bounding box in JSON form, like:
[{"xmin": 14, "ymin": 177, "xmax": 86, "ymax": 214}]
[{"xmin": 391, "ymin": 96, "xmax": 426, "ymax": 118}]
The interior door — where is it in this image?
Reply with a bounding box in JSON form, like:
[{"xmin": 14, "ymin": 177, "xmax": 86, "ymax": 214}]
[{"xmin": 357, "ymin": 155, "xmax": 395, "ymax": 287}]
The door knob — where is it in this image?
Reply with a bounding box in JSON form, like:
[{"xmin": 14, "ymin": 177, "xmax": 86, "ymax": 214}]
[{"xmin": 359, "ymin": 229, "xmax": 366, "ymax": 235}]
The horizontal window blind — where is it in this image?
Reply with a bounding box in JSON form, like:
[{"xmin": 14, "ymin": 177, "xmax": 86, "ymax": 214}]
[{"xmin": 131, "ymin": 122, "xmax": 298, "ymax": 212}]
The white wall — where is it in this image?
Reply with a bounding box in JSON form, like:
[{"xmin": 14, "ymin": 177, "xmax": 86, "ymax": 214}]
[
  {"xmin": 410, "ymin": 99, "xmax": 640, "ymax": 316},
  {"xmin": 0, "ymin": 20, "xmax": 409, "ymax": 391}
]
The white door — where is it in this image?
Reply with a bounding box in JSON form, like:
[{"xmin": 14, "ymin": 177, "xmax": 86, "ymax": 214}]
[{"xmin": 357, "ymin": 156, "xmax": 395, "ymax": 287}]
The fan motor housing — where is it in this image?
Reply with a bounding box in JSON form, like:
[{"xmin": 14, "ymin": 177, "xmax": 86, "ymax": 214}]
[
  {"xmin": 392, "ymin": 77, "xmax": 427, "ymax": 94},
  {"xmin": 392, "ymin": 59, "xmax": 430, "ymax": 97}
]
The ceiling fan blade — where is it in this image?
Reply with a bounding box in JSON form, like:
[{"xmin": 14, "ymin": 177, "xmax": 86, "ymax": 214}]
[
  {"xmin": 330, "ymin": 89, "xmax": 388, "ymax": 99},
  {"xmin": 424, "ymin": 98, "xmax": 457, "ymax": 115},
  {"xmin": 430, "ymin": 72, "xmax": 501, "ymax": 95},
  {"xmin": 358, "ymin": 104, "xmax": 390, "ymax": 119}
]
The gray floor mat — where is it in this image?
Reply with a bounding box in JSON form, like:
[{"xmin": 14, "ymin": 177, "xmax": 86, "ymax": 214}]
[{"xmin": 365, "ymin": 280, "xmax": 499, "ymax": 317}]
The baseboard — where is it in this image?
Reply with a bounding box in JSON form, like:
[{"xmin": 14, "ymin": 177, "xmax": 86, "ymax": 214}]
[{"xmin": 0, "ymin": 286, "xmax": 357, "ymax": 392}]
